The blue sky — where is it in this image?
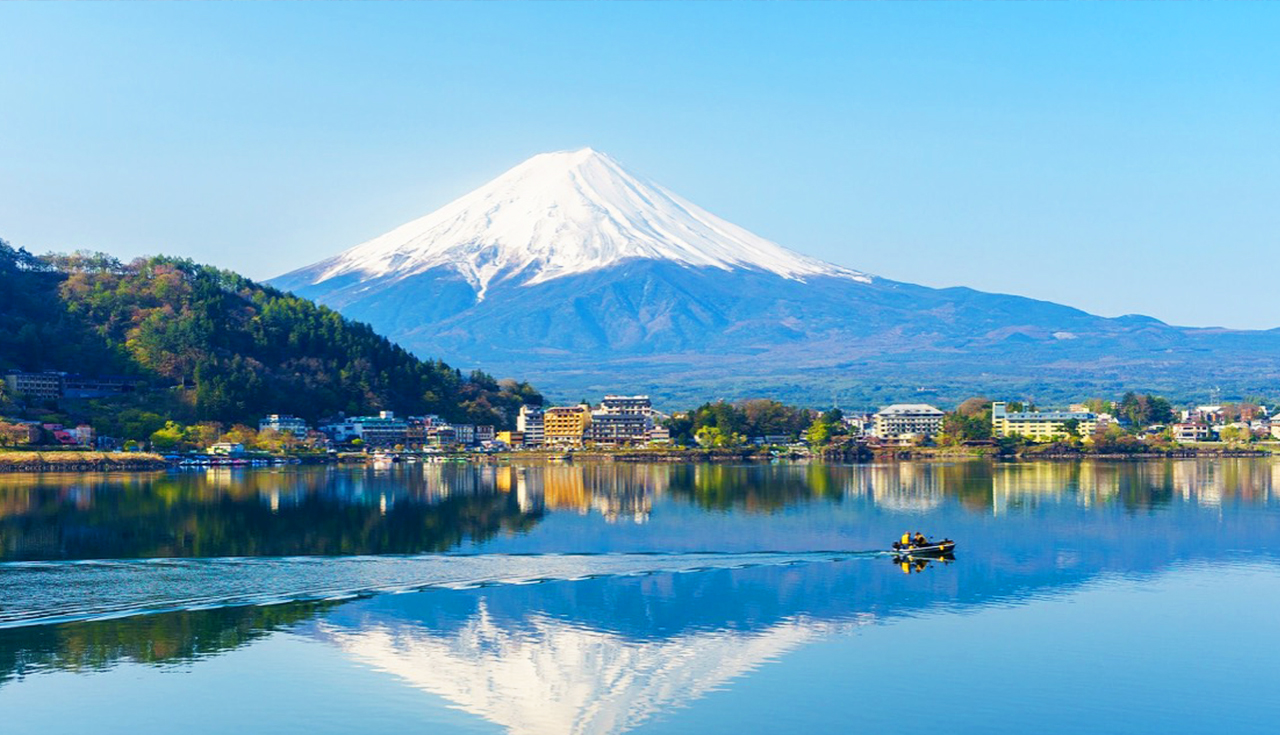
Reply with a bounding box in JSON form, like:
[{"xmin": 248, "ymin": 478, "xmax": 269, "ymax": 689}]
[{"xmin": 2, "ymin": 2, "xmax": 1277, "ymax": 328}]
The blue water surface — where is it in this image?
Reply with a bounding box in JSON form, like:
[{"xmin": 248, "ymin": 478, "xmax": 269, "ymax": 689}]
[{"xmin": 0, "ymin": 460, "xmax": 1277, "ymax": 734}]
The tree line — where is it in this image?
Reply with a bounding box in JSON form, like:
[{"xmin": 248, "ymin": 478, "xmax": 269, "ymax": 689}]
[{"xmin": 0, "ymin": 240, "xmax": 541, "ymax": 439}]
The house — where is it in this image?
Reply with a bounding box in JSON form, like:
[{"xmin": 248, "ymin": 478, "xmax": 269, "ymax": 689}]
[
  {"xmin": 496, "ymin": 430, "xmax": 524, "ymax": 447},
  {"xmin": 1172, "ymin": 423, "xmax": 1212, "ymax": 443},
  {"xmin": 872, "ymin": 404, "xmax": 945, "ymax": 440},
  {"xmin": 991, "ymin": 402, "xmax": 1099, "ymax": 441},
  {"xmin": 210, "ymin": 442, "xmax": 245, "ymax": 456},
  {"xmin": 647, "ymin": 425, "xmax": 671, "ymax": 444},
  {"xmin": 0, "ymin": 420, "xmax": 42, "ymax": 446}
]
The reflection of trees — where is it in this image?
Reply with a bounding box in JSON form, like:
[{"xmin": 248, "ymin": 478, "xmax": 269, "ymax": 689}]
[
  {"xmin": 673, "ymin": 465, "xmax": 832, "ymax": 513},
  {"xmin": 2, "ymin": 461, "xmax": 1274, "ymax": 562},
  {"xmin": 0, "ymin": 600, "xmax": 332, "ymax": 686},
  {"xmin": 0, "ymin": 468, "xmax": 543, "ymax": 561}
]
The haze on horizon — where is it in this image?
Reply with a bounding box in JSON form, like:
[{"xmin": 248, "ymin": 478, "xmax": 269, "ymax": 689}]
[{"xmin": 1, "ymin": 2, "xmax": 1277, "ymax": 330}]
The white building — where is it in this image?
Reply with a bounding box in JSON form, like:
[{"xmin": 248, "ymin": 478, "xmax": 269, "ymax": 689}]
[
  {"xmin": 517, "ymin": 405, "xmax": 545, "ymax": 447},
  {"xmin": 319, "ymin": 411, "xmax": 409, "ymax": 447},
  {"xmin": 259, "ymin": 414, "xmax": 309, "ymax": 435},
  {"xmin": 872, "ymin": 404, "xmax": 945, "ymax": 440},
  {"xmin": 599, "ymin": 395, "xmax": 653, "ymax": 417}
]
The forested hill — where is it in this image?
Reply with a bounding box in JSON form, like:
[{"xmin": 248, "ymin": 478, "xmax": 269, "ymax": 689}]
[{"xmin": 0, "ymin": 240, "xmax": 541, "ymax": 428}]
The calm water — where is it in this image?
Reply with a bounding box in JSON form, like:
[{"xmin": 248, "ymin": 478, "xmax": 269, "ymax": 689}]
[{"xmin": 1, "ymin": 460, "xmax": 1278, "ymax": 734}]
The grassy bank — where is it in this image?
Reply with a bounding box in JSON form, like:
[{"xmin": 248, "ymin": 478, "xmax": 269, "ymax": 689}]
[{"xmin": 0, "ymin": 451, "xmax": 167, "ymax": 472}]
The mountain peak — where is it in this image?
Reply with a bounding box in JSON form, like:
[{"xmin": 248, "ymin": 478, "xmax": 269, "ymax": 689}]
[{"xmin": 286, "ymin": 149, "xmax": 870, "ymax": 300}]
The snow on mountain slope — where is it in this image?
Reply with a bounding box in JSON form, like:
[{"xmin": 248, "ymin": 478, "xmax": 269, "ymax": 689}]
[{"xmin": 298, "ymin": 148, "xmax": 869, "ymax": 300}]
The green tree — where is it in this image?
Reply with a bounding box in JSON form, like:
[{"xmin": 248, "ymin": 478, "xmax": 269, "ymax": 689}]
[
  {"xmin": 149, "ymin": 421, "xmax": 189, "ymax": 451},
  {"xmin": 1220, "ymin": 425, "xmax": 1252, "ymax": 445}
]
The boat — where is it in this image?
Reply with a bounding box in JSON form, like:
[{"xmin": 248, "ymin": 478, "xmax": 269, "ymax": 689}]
[{"xmin": 890, "ymin": 538, "xmax": 956, "ymax": 556}]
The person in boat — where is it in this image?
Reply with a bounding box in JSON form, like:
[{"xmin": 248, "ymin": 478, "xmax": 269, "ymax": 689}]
[
  {"xmin": 913, "ymin": 532, "xmax": 928, "ymax": 547},
  {"xmin": 900, "ymin": 532, "xmax": 910, "ymax": 547}
]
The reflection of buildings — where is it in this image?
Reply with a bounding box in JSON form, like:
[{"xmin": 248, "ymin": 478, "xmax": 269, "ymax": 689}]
[
  {"xmin": 990, "ymin": 463, "xmax": 1122, "ymax": 515},
  {"xmin": 322, "ymin": 608, "xmax": 850, "ymax": 735},
  {"xmin": 841, "ymin": 463, "xmax": 948, "ymax": 512},
  {"xmin": 502, "ymin": 465, "xmax": 664, "ymax": 523}
]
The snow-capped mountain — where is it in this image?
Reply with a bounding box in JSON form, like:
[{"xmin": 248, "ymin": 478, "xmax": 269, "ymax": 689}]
[
  {"xmin": 284, "ymin": 148, "xmax": 868, "ymax": 301},
  {"xmin": 272, "ymin": 149, "xmax": 1280, "ymax": 404}
]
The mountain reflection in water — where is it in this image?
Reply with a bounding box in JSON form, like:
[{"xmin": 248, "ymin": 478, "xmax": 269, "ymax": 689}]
[{"xmin": 0, "ymin": 460, "xmax": 1278, "ymax": 735}]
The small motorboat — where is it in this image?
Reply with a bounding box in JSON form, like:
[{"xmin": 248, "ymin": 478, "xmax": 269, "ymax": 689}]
[{"xmin": 891, "ymin": 538, "xmax": 956, "ymax": 556}]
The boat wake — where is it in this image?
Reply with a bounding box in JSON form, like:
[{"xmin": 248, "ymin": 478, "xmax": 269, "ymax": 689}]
[{"xmin": 0, "ymin": 550, "xmax": 880, "ymax": 630}]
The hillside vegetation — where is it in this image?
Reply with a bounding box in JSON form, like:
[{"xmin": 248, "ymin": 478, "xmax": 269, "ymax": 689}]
[{"xmin": 0, "ymin": 240, "xmax": 539, "ymax": 436}]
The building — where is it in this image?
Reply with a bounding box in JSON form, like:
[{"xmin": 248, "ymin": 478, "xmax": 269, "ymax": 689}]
[
  {"xmin": 543, "ymin": 405, "xmax": 592, "ymax": 447},
  {"xmin": 209, "ymin": 442, "xmax": 245, "ymax": 456},
  {"xmin": 61, "ymin": 375, "xmax": 136, "ymax": 398},
  {"xmin": 872, "ymin": 404, "xmax": 945, "ymax": 440},
  {"xmin": 0, "ymin": 420, "xmax": 42, "ymax": 446},
  {"xmin": 258, "ymin": 414, "xmax": 309, "ymax": 435},
  {"xmin": 647, "ymin": 425, "xmax": 671, "ymax": 444},
  {"xmin": 426, "ymin": 426, "xmax": 457, "ymax": 447},
  {"xmin": 517, "ymin": 405, "xmax": 545, "ymax": 447},
  {"xmin": 452, "ymin": 424, "xmax": 477, "ymax": 446},
  {"xmin": 42, "ymin": 423, "xmax": 94, "ymax": 446},
  {"xmin": 3, "ymin": 371, "xmax": 137, "ymax": 401},
  {"xmin": 3, "ymin": 371, "xmax": 65, "ymax": 401},
  {"xmin": 1172, "ymin": 423, "xmax": 1212, "ymax": 443},
  {"xmin": 842, "ymin": 413, "xmax": 875, "ymax": 438},
  {"xmin": 496, "ymin": 430, "xmax": 524, "ymax": 447},
  {"xmin": 991, "ymin": 402, "xmax": 1099, "ymax": 441},
  {"xmin": 475, "ymin": 425, "xmax": 495, "ymax": 445},
  {"xmin": 319, "ymin": 411, "xmax": 409, "ymax": 447},
  {"xmin": 599, "ymin": 395, "xmax": 653, "ymax": 417},
  {"xmin": 586, "ymin": 412, "xmax": 649, "ymax": 446}
]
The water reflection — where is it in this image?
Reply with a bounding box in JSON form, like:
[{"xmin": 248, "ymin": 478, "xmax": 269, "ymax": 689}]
[
  {"xmin": 0, "ymin": 600, "xmax": 332, "ymax": 686},
  {"xmin": 1, "ymin": 459, "xmax": 1279, "ymax": 734},
  {"xmin": 1, "ymin": 460, "xmax": 1277, "ymax": 562}
]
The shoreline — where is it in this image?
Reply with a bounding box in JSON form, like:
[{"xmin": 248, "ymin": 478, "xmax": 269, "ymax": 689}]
[
  {"xmin": 0, "ymin": 451, "xmax": 167, "ymax": 473},
  {"xmin": 0, "ymin": 446, "xmax": 1270, "ymax": 474}
]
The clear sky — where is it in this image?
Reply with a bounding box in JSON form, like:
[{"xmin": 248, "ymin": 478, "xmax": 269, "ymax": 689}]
[{"xmin": 2, "ymin": 2, "xmax": 1277, "ymax": 329}]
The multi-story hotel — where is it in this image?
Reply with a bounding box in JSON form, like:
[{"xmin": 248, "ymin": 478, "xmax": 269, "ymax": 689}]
[
  {"xmin": 517, "ymin": 405, "xmax": 545, "ymax": 446},
  {"xmin": 543, "ymin": 405, "xmax": 592, "ymax": 447},
  {"xmin": 872, "ymin": 404, "xmax": 945, "ymax": 439},
  {"xmin": 991, "ymin": 402, "xmax": 1099, "ymax": 441},
  {"xmin": 586, "ymin": 413, "xmax": 649, "ymax": 446},
  {"xmin": 599, "ymin": 395, "xmax": 653, "ymax": 417},
  {"xmin": 3, "ymin": 371, "xmax": 65, "ymax": 401}
]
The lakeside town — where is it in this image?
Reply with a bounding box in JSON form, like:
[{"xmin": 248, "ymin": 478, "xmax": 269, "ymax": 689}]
[{"xmin": 2, "ymin": 368, "xmax": 1278, "ymax": 468}]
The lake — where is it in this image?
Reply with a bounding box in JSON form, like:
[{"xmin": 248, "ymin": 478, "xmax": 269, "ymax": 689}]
[{"xmin": 1, "ymin": 460, "xmax": 1278, "ymax": 734}]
